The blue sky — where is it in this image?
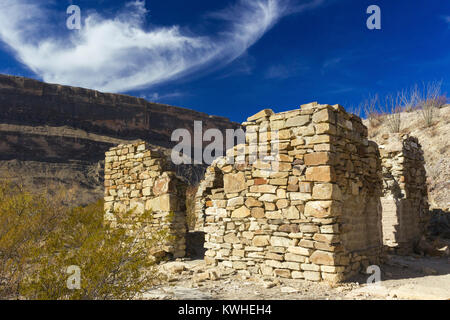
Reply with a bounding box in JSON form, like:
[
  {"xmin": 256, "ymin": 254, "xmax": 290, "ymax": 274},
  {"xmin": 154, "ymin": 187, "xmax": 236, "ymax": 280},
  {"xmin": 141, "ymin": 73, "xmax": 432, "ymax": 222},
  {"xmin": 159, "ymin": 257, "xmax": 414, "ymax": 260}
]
[{"xmin": 0, "ymin": 0, "xmax": 448, "ymax": 122}]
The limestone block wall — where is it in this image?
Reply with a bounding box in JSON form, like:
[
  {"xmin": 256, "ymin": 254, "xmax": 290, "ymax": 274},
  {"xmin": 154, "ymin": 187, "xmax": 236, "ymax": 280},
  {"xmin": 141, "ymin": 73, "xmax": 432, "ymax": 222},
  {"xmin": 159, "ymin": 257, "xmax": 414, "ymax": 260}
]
[
  {"xmin": 104, "ymin": 141, "xmax": 187, "ymax": 258},
  {"xmin": 196, "ymin": 102, "xmax": 384, "ymax": 282},
  {"xmin": 379, "ymin": 134, "xmax": 429, "ymax": 253},
  {"xmin": 102, "ymin": 106, "xmax": 429, "ymax": 282}
]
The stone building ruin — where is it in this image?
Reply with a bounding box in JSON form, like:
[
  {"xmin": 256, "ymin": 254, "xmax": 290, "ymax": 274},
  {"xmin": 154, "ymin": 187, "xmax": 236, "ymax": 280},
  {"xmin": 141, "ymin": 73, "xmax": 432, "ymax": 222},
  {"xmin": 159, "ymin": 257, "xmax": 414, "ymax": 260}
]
[
  {"xmin": 104, "ymin": 142, "xmax": 187, "ymax": 258},
  {"xmin": 379, "ymin": 135, "xmax": 429, "ymax": 254},
  {"xmin": 104, "ymin": 102, "xmax": 429, "ymax": 282}
]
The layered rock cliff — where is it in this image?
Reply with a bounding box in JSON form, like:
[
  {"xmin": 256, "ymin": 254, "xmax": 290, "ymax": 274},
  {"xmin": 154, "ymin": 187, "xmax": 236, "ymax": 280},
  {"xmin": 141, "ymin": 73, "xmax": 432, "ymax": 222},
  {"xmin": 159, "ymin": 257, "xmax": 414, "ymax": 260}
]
[{"xmin": 0, "ymin": 74, "xmax": 240, "ymax": 205}]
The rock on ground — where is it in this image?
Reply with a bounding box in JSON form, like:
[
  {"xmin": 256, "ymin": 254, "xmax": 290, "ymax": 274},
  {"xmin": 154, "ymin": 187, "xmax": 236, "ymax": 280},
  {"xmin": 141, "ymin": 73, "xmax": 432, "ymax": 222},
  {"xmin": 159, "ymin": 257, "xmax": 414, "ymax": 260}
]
[{"xmin": 144, "ymin": 255, "xmax": 450, "ymax": 300}]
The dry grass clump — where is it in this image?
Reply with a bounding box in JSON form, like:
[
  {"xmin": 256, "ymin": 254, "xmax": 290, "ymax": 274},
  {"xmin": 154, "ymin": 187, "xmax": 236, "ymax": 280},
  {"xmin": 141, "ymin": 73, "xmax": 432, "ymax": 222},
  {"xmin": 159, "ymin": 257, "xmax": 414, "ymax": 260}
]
[
  {"xmin": 360, "ymin": 80, "xmax": 447, "ymax": 132},
  {"xmin": 383, "ymin": 94, "xmax": 402, "ymax": 133},
  {"xmin": 361, "ymin": 94, "xmax": 382, "ymax": 128},
  {"xmin": 418, "ymin": 81, "xmax": 445, "ymax": 128}
]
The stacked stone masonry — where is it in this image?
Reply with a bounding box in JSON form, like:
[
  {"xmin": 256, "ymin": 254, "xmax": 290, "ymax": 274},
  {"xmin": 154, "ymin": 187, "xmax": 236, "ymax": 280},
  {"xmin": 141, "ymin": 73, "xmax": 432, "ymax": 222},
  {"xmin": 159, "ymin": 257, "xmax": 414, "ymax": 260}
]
[
  {"xmin": 103, "ymin": 103, "xmax": 429, "ymax": 283},
  {"xmin": 104, "ymin": 141, "xmax": 188, "ymax": 258},
  {"xmin": 379, "ymin": 134, "xmax": 429, "ymax": 254},
  {"xmin": 194, "ymin": 102, "xmax": 429, "ymax": 282}
]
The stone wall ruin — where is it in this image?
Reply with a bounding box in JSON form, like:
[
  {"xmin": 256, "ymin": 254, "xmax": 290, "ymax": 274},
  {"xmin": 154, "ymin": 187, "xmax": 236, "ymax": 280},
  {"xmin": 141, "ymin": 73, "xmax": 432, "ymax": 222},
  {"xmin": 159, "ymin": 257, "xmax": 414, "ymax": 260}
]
[
  {"xmin": 104, "ymin": 141, "xmax": 188, "ymax": 258},
  {"xmin": 104, "ymin": 102, "xmax": 430, "ymax": 282},
  {"xmin": 379, "ymin": 134, "xmax": 429, "ymax": 254},
  {"xmin": 194, "ymin": 102, "xmax": 384, "ymax": 282}
]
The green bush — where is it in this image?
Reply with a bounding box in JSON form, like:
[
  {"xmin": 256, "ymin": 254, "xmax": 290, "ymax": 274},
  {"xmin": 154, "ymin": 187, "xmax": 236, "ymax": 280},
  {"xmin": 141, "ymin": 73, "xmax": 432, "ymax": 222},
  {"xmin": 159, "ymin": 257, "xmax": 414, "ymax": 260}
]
[{"xmin": 0, "ymin": 181, "xmax": 167, "ymax": 300}]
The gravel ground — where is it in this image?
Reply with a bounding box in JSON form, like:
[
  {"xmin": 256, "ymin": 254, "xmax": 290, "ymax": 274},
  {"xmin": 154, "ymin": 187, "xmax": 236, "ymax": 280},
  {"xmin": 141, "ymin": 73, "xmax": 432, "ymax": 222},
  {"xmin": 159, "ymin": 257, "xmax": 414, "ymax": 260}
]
[{"xmin": 141, "ymin": 254, "xmax": 450, "ymax": 300}]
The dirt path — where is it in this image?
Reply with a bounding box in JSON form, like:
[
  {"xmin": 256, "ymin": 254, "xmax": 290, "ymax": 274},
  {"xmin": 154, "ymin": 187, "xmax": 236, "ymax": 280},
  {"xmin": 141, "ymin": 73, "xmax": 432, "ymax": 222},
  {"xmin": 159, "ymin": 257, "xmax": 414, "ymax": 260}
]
[{"xmin": 142, "ymin": 255, "xmax": 450, "ymax": 300}]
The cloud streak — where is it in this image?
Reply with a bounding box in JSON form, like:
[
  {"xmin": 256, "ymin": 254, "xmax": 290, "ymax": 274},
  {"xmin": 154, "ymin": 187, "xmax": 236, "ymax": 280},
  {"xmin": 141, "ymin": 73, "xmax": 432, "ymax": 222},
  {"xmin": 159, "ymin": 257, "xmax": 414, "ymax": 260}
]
[
  {"xmin": 264, "ymin": 61, "xmax": 309, "ymax": 79},
  {"xmin": 0, "ymin": 0, "xmax": 322, "ymax": 93},
  {"xmin": 444, "ymin": 15, "xmax": 450, "ymax": 25}
]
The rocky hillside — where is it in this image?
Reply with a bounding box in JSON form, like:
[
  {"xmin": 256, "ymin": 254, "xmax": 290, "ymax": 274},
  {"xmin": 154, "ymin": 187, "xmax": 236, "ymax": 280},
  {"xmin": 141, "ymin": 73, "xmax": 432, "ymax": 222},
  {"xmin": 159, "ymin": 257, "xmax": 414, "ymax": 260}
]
[
  {"xmin": 365, "ymin": 105, "xmax": 450, "ymax": 210},
  {"xmin": 0, "ymin": 74, "xmax": 240, "ymax": 205}
]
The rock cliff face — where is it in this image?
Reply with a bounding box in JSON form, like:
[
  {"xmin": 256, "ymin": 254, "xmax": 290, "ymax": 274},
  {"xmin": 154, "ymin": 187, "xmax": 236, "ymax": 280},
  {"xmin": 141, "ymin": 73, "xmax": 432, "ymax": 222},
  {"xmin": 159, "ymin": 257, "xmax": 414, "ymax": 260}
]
[{"xmin": 0, "ymin": 74, "xmax": 240, "ymax": 205}]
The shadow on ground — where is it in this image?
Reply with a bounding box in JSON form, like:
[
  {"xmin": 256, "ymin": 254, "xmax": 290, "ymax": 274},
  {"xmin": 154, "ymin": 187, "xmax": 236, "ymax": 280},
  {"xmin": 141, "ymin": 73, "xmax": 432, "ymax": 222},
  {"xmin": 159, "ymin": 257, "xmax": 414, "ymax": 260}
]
[
  {"xmin": 185, "ymin": 231, "xmax": 206, "ymax": 259},
  {"xmin": 346, "ymin": 254, "xmax": 450, "ymax": 283}
]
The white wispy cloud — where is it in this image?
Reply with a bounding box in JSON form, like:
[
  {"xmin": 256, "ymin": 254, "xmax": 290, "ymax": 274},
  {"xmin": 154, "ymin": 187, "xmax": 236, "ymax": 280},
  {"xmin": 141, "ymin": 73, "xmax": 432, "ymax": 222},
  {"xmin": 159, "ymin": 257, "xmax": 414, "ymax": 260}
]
[
  {"xmin": 322, "ymin": 57, "xmax": 343, "ymax": 70},
  {"xmin": 264, "ymin": 61, "xmax": 309, "ymax": 79},
  {"xmin": 0, "ymin": 0, "xmax": 323, "ymax": 93},
  {"xmin": 444, "ymin": 15, "xmax": 450, "ymax": 25},
  {"xmin": 215, "ymin": 54, "xmax": 255, "ymax": 79},
  {"xmin": 141, "ymin": 91, "xmax": 186, "ymax": 102}
]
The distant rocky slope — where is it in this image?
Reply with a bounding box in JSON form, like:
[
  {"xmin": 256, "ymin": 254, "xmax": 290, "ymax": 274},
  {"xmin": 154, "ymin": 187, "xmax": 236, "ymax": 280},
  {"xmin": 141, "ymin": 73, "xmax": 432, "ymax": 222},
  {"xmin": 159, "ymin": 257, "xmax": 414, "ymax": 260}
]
[
  {"xmin": 0, "ymin": 74, "xmax": 240, "ymax": 205},
  {"xmin": 365, "ymin": 105, "xmax": 450, "ymax": 211}
]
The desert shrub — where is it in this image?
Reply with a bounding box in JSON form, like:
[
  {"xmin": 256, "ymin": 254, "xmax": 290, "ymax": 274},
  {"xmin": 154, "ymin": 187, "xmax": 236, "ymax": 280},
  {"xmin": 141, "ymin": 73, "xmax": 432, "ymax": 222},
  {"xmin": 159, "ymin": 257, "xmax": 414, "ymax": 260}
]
[
  {"xmin": 420, "ymin": 101, "xmax": 437, "ymax": 128},
  {"xmin": 418, "ymin": 81, "xmax": 444, "ymax": 127},
  {"xmin": 437, "ymin": 94, "xmax": 448, "ymax": 107},
  {"xmin": 345, "ymin": 101, "xmax": 362, "ymax": 118},
  {"xmin": 360, "ymin": 81, "xmax": 446, "ymax": 133},
  {"xmin": 361, "ymin": 94, "xmax": 382, "ymax": 127},
  {"xmin": 0, "ymin": 182, "xmax": 63, "ymax": 299},
  {"xmin": 386, "ymin": 111, "xmax": 401, "ymax": 133},
  {"xmin": 0, "ymin": 181, "xmax": 167, "ymax": 300},
  {"xmin": 398, "ymin": 85, "xmax": 420, "ymax": 112},
  {"xmin": 382, "ymin": 94, "xmax": 402, "ymax": 133}
]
